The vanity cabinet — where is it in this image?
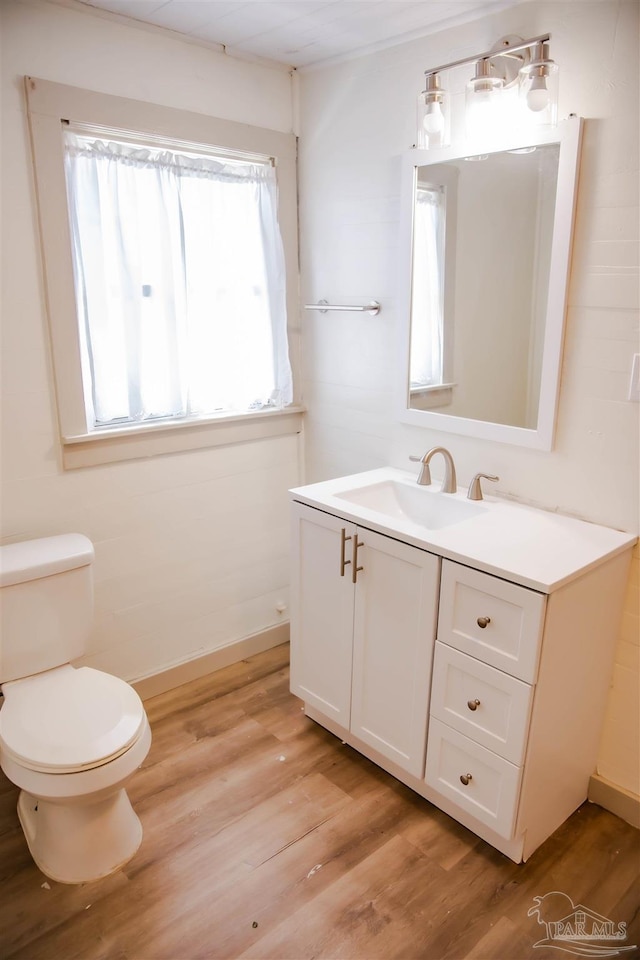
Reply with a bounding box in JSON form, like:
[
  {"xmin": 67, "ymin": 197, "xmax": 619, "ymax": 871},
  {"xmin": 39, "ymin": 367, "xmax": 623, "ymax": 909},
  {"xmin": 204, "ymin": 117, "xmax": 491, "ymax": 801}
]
[
  {"xmin": 290, "ymin": 502, "xmax": 439, "ymax": 777},
  {"xmin": 289, "ymin": 482, "xmax": 634, "ymax": 863}
]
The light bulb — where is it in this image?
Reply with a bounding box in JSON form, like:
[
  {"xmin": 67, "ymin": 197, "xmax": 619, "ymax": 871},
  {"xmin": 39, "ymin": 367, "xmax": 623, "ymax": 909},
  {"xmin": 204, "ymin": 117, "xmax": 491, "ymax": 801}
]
[
  {"xmin": 417, "ymin": 73, "xmax": 450, "ymax": 148},
  {"xmin": 518, "ymin": 42, "xmax": 559, "ymax": 126},
  {"xmin": 423, "ymin": 100, "xmax": 444, "ymax": 135},
  {"xmin": 526, "ymin": 75, "xmax": 550, "ymax": 112}
]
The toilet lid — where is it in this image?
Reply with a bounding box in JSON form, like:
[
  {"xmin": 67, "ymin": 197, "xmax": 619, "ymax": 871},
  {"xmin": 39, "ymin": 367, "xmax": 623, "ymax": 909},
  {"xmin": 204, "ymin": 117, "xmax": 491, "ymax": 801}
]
[{"xmin": 0, "ymin": 666, "xmax": 147, "ymax": 773}]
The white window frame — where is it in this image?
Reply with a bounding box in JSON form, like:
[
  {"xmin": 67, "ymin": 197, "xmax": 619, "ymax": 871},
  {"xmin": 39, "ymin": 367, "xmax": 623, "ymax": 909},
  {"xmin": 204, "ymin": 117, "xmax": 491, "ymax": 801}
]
[{"xmin": 25, "ymin": 76, "xmax": 302, "ymax": 468}]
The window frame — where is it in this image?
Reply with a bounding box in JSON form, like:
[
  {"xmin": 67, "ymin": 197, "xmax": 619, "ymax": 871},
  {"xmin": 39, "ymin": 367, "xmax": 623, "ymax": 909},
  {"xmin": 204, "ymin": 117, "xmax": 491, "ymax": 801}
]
[{"xmin": 25, "ymin": 76, "xmax": 301, "ymax": 468}]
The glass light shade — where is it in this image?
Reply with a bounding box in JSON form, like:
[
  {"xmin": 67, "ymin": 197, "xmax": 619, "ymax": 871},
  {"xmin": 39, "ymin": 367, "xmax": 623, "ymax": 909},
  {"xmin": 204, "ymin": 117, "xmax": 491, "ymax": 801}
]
[
  {"xmin": 465, "ymin": 73, "xmax": 505, "ymax": 142},
  {"xmin": 518, "ymin": 45, "xmax": 559, "ymax": 127},
  {"xmin": 417, "ymin": 75, "xmax": 450, "ymax": 149}
]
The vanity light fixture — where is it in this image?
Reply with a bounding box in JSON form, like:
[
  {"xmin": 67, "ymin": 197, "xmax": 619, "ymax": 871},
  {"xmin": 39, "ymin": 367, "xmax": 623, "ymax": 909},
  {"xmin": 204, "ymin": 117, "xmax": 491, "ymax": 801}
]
[{"xmin": 416, "ymin": 34, "xmax": 558, "ymax": 149}]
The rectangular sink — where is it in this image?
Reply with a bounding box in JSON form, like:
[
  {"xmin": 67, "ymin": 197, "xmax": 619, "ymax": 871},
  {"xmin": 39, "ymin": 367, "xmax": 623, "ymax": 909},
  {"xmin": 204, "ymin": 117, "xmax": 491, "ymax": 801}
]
[{"xmin": 333, "ymin": 480, "xmax": 485, "ymax": 530}]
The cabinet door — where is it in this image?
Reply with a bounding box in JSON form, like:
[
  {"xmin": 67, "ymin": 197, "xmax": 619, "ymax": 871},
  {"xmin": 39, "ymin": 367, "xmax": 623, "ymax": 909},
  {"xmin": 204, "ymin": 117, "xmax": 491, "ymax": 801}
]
[
  {"xmin": 290, "ymin": 502, "xmax": 356, "ymax": 728},
  {"xmin": 351, "ymin": 529, "xmax": 439, "ymax": 777}
]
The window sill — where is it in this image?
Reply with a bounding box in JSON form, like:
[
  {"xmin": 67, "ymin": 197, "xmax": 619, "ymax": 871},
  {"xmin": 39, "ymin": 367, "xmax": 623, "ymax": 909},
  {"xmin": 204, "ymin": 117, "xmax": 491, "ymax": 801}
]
[
  {"xmin": 62, "ymin": 406, "xmax": 305, "ymax": 469},
  {"xmin": 409, "ymin": 383, "xmax": 455, "ymax": 410}
]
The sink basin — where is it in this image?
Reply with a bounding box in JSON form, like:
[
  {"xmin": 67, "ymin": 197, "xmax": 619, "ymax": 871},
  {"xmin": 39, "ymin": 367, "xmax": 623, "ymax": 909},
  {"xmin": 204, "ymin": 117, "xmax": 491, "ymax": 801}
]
[{"xmin": 333, "ymin": 480, "xmax": 485, "ymax": 530}]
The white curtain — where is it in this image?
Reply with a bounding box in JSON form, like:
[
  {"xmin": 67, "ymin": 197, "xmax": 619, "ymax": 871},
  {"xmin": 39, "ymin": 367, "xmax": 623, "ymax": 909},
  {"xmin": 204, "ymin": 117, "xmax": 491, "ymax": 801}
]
[
  {"xmin": 64, "ymin": 132, "xmax": 292, "ymax": 426},
  {"xmin": 410, "ymin": 187, "xmax": 445, "ymax": 388}
]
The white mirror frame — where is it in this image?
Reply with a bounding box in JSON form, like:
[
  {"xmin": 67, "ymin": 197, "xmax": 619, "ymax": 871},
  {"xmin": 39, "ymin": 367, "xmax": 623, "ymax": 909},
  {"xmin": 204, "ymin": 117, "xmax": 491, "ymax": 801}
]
[{"xmin": 397, "ymin": 115, "xmax": 583, "ymax": 450}]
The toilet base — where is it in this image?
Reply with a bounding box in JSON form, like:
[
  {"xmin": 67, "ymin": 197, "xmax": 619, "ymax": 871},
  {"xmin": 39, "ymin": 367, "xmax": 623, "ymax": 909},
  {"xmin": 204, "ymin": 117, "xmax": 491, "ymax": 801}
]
[{"xmin": 17, "ymin": 787, "xmax": 143, "ymax": 884}]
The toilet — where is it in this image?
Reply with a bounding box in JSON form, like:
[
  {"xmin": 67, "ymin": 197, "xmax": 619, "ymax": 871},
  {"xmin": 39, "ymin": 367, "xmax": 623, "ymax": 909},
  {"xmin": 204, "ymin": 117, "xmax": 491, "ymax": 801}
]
[{"xmin": 0, "ymin": 533, "xmax": 152, "ymax": 884}]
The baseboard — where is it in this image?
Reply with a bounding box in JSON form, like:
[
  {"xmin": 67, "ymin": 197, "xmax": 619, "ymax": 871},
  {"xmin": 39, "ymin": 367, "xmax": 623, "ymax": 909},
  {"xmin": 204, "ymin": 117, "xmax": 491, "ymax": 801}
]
[
  {"xmin": 131, "ymin": 622, "xmax": 290, "ymax": 701},
  {"xmin": 588, "ymin": 774, "xmax": 640, "ymax": 829}
]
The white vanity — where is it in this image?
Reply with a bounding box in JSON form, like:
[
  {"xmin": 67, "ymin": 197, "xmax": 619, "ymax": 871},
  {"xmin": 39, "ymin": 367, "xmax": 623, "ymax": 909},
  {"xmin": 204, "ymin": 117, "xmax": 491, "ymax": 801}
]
[{"xmin": 289, "ymin": 467, "xmax": 635, "ymax": 862}]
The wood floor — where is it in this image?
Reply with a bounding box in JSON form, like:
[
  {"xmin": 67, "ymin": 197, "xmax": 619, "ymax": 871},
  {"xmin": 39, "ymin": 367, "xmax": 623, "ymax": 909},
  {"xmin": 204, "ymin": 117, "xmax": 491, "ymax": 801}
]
[{"xmin": 1, "ymin": 643, "xmax": 638, "ymax": 960}]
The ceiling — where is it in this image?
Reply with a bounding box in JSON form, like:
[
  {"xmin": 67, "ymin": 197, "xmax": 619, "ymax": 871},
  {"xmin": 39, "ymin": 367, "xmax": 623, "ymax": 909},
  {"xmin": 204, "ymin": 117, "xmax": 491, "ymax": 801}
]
[{"xmin": 74, "ymin": 0, "xmax": 524, "ymax": 69}]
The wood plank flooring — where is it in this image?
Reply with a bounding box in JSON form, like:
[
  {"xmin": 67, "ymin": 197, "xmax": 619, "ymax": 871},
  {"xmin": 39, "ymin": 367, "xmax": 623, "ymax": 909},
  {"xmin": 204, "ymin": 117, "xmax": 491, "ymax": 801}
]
[{"xmin": 1, "ymin": 643, "xmax": 638, "ymax": 960}]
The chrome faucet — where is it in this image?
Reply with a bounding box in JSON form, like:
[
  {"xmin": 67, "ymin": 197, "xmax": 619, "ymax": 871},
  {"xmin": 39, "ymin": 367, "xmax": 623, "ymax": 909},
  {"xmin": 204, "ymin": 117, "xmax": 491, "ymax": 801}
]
[{"xmin": 409, "ymin": 446, "xmax": 457, "ymax": 493}]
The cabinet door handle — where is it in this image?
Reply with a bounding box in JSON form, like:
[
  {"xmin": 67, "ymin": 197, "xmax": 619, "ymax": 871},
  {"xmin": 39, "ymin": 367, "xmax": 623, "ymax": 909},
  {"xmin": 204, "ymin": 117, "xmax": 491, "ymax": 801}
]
[
  {"xmin": 467, "ymin": 699, "xmax": 481, "ymax": 711},
  {"xmin": 340, "ymin": 528, "xmax": 352, "ymax": 577},
  {"xmin": 459, "ymin": 773, "xmax": 473, "ymax": 786},
  {"xmin": 477, "ymin": 616, "xmax": 491, "ymax": 629},
  {"xmin": 352, "ymin": 537, "xmax": 364, "ymax": 584}
]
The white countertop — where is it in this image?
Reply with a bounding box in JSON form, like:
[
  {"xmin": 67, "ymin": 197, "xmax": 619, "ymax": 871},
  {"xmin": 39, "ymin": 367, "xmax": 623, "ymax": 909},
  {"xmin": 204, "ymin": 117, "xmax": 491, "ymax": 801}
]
[{"xmin": 290, "ymin": 468, "xmax": 637, "ymax": 593}]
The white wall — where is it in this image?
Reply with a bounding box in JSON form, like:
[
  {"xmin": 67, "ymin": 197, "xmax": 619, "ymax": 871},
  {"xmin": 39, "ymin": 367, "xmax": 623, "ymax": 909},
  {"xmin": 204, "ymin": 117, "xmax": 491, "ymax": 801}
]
[
  {"xmin": 298, "ymin": 2, "xmax": 639, "ymax": 796},
  {"xmin": 0, "ymin": 0, "xmax": 300, "ymax": 681}
]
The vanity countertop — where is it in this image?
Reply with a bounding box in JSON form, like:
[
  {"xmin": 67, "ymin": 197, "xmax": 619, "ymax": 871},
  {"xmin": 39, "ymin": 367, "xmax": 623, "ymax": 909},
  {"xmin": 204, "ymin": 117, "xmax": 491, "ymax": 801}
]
[{"xmin": 289, "ymin": 467, "xmax": 637, "ymax": 594}]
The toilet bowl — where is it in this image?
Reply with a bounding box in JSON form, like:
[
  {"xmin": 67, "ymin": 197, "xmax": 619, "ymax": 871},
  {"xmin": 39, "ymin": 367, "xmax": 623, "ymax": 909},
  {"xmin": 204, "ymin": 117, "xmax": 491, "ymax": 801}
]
[
  {"xmin": 0, "ymin": 664, "xmax": 152, "ymax": 884},
  {"xmin": 0, "ymin": 535, "xmax": 152, "ymax": 884}
]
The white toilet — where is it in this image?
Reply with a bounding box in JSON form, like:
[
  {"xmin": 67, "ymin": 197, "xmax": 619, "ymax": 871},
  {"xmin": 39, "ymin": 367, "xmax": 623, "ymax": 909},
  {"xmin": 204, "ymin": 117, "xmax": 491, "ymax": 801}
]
[{"xmin": 0, "ymin": 533, "xmax": 152, "ymax": 884}]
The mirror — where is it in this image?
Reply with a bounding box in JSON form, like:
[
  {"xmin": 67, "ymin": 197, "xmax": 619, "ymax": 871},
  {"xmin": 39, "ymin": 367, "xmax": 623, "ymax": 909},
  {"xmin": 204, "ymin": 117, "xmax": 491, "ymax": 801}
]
[{"xmin": 398, "ymin": 117, "xmax": 582, "ymax": 450}]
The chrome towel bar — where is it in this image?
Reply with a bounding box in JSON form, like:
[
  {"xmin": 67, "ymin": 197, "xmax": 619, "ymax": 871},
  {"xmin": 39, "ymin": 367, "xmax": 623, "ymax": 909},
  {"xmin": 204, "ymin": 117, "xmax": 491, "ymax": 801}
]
[{"xmin": 304, "ymin": 299, "xmax": 381, "ymax": 316}]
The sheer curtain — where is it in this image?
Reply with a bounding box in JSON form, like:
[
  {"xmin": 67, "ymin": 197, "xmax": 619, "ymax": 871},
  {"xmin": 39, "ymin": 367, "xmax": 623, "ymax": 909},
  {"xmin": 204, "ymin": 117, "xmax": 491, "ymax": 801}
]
[
  {"xmin": 64, "ymin": 131, "xmax": 292, "ymax": 427},
  {"xmin": 410, "ymin": 186, "xmax": 445, "ymax": 388}
]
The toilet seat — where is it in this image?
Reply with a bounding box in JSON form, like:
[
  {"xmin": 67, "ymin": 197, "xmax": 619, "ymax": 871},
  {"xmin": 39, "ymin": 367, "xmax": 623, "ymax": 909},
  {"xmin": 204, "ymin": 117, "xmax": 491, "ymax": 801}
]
[{"xmin": 0, "ymin": 665, "xmax": 146, "ymax": 774}]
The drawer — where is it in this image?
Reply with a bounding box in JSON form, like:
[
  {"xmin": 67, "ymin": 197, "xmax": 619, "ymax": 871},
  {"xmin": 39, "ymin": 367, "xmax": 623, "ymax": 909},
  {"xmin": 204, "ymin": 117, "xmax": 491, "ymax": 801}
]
[
  {"xmin": 430, "ymin": 643, "xmax": 534, "ymax": 764},
  {"xmin": 425, "ymin": 717, "xmax": 522, "ymax": 839},
  {"xmin": 438, "ymin": 561, "xmax": 546, "ymax": 682}
]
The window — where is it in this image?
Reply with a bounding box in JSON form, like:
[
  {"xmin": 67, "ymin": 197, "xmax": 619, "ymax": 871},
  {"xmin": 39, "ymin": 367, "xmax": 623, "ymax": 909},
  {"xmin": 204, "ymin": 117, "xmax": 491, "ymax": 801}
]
[
  {"xmin": 65, "ymin": 129, "xmax": 292, "ymax": 428},
  {"xmin": 26, "ymin": 77, "xmax": 300, "ymax": 467}
]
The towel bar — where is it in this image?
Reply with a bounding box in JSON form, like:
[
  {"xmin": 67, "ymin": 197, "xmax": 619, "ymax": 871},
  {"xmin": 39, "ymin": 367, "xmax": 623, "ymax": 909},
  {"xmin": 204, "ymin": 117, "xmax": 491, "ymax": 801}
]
[{"xmin": 304, "ymin": 299, "xmax": 381, "ymax": 316}]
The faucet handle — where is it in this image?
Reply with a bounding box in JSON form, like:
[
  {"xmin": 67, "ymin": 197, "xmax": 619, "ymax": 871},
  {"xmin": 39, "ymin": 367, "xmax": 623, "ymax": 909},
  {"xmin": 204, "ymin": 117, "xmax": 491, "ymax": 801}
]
[
  {"xmin": 467, "ymin": 473, "xmax": 499, "ymax": 501},
  {"xmin": 409, "ymin": 455, "xmax": 431, "ymax": 486}
]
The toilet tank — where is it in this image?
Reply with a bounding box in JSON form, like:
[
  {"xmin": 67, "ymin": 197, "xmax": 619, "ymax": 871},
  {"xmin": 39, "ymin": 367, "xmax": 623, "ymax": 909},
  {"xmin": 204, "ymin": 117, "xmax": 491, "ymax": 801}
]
[{"xmin": 0, "ymin": 534, "xmax": 95, "ymax": 683}]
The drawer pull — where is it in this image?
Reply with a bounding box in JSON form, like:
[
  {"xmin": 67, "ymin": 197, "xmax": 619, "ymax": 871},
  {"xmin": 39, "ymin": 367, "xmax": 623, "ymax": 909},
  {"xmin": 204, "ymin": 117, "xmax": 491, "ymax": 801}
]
[
  {"xmin": 339, "ymin": 528, "xmax": 352, "ymax": 577},
  {"xmin": 460, "ymin": 773, "xmax": 473, "ymax": 786},
  {"xmin": 477, "ymin": 616, "xmax": 491, "ymax": 629},
  {"xmin": 352, "ymin": 537, "xmax": 364, "ymax": 585},
  {"xmin": 467, "ymin": 698, "xmax": 481, "ymax": 711}
]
